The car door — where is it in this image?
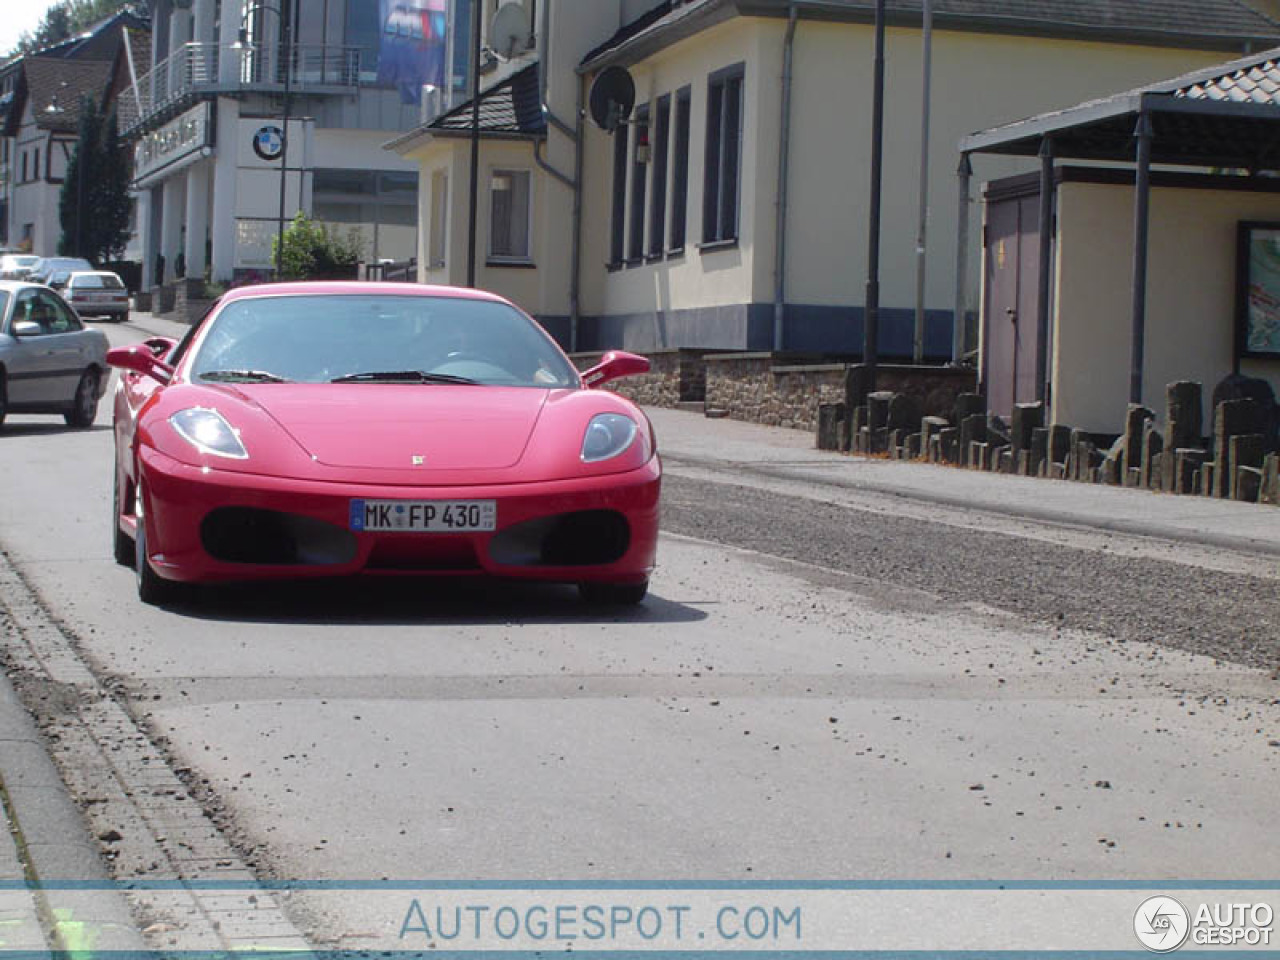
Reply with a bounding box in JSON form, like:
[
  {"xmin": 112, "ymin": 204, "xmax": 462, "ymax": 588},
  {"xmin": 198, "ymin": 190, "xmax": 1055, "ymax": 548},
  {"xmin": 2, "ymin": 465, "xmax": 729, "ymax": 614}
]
[
  {"xmin": 35, "ymin": 290, "xmax": 91, "ymax": 403},
  {"xmin": 4, "ymin": 288, "xmax": 58, "ymax": 405}
]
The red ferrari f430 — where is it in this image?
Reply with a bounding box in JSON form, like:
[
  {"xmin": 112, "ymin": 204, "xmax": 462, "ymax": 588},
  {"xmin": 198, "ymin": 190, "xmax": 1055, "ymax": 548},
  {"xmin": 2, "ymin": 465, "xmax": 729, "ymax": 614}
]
[{"xmin": 108, "ymin": 283, "xmax": 660, "ymax": 605}]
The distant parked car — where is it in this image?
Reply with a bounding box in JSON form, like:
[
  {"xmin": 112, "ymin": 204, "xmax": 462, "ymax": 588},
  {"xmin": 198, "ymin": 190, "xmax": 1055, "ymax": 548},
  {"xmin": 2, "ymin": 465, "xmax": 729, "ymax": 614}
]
[
  {"xmin": 0, "ymin": 281, "xmax": 109, "ymax": 428},
  {"xmin": 64, "ymin": 271, "xmax": 130, "ymax": 321},
  {"xmin": 31, "ymin": 257, "xmax": 93, "ymax": 285},
  {"xmin": 0, "ymin": 255, "xmax": 42, "ymax": 281}
]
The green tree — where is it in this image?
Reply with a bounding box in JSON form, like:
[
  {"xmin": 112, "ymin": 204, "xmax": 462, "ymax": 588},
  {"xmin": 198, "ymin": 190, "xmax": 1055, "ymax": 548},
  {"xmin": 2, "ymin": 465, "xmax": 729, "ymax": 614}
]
[
  {"xmin": 58, "ymin": 97, "xmax": 132, "ymax": 263},
  {"xmin": 274, "ymin": 212, "xmax": 363, "ymax": 280}
]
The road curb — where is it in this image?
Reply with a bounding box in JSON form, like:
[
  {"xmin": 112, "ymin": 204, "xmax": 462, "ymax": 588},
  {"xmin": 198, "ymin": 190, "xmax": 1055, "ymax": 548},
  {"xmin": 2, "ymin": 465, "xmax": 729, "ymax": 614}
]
[{"xmin": 0, "ymin": 664, "xmax": 147, "ymax": 953}]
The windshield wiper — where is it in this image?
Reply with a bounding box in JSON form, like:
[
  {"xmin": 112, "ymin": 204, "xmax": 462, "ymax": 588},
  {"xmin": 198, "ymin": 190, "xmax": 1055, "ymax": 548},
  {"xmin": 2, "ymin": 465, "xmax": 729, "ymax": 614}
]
[
  {"xmin": 330, "ymin": 370, "xmax": 479, "ymax": 385},
  {"xmin": 200, "ymin": 369, "xmax": 291, "ymax": 383}
]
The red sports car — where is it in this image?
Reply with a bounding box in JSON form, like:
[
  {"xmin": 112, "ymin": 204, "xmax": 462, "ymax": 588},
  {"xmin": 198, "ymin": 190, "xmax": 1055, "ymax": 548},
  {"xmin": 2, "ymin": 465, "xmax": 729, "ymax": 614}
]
[{"xmin": 107, "ymin": 282, "xmax": 660, "ymax": 606}]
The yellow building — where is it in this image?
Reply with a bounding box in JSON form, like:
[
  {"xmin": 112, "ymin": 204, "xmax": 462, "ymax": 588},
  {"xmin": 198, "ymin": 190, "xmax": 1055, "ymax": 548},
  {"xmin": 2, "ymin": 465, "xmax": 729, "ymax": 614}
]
[{"xmin": 390, "ymin": 0, "xmax": 1280, "ymax": 356}]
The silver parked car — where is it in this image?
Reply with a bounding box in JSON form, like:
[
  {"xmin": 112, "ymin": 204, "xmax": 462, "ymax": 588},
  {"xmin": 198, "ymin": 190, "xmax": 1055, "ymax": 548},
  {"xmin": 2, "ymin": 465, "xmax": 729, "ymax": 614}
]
[
  {"xmin": 30, "ymin": 257, "xmax": 93, "ymax": 285},
  {"xmin": 0, "ymin": 254, "xmax": 42, "ymax": 281},
  {"xmin": 0, "ymin": 282, "xmax": 109, "ymax": 428},
  {"xmin": 64, "ymin": 271, "xmax": 131, "ymax": 321}
]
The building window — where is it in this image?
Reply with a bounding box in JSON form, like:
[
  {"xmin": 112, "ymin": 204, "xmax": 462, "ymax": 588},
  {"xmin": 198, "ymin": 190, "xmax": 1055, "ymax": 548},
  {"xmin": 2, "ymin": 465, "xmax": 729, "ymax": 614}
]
[
  {"xmin": 34, "ymin": 148, "xmax": 40, "ymax": 181},
  {"xmin": 21, "ymin": 151, "xmax": 27, "ymax": 183},
  {"xmin": 703, "ymin": 64, "xmax": 743, "ymax": 245},
  {"xmin": 428, "ymin": 170, "xmax": 449, "ymax": 268},
  {"xmin": 671, "ymin": 86, "xmax": 691, "ymax": 252},
  {"xmin": 649, "ymin": 94, "xmax": 670, "ymax": 259},
  {"xmin": 489, "ymin": 169, "xmax": 531, "ymax": 262},
  {"xmin": 610, "ymin": 124, "xmax": 628, "ymax": 266},
  {"xmin": 312, "ymin": 167, "xmax": 419, "ymax": 261},
  {"xmin": 628, "ymin": 105, "xmax": 649, "ymax": 262}
]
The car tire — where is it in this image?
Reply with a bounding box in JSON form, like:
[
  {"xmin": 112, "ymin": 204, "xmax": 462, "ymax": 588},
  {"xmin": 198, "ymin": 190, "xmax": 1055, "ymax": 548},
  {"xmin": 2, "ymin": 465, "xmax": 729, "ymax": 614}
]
[
  {"xmin": 120, "ymin": 311, "xmax": 130, "ymax": 324},
  {"xmin": 578, "ymin": 579, "xmax": 649, "ymax": 606},
  {"xmin": 135, "ymin": 505, "xmax": 181, "ymax": 606},
  {"xmin": 0, "ymin": 369, "xmax": 7, "ymax": 429},
  {"xmin": 112, "ymin": 467, "xmax": 134, "ymax": 567},
  {"xmin": 64, "ymin": 369, "xmax": 99, "ymax": 428}
]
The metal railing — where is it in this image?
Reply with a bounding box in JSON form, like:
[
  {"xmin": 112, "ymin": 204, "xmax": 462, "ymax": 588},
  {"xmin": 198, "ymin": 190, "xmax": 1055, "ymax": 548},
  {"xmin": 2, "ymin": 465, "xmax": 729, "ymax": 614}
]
[
  {"xmin": 121, "ymin": 41, "xmax": 360, "ymax": 132},
  {"xmin": 364, "ymin": 258, "xmax": 418, "ymax": 283}
]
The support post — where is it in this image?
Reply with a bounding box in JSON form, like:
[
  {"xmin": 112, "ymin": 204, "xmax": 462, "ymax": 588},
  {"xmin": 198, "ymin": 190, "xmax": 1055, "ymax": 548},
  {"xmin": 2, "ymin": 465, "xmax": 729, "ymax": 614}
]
[
  {"xmin": 1130, "ymin": 102, "xmax": 1154, "ymax": 405},
  {"xmin": 466, "ymin": 0, "xmax": 482, "ymax": 287},
  {"xmin": 275, "ymin": 0, "xmax": 293, "ymax": 277},
  {"xmin": 913, "ymin": 0, "xmax": 933, "ymax": 364},
  {"xmin": 1036, "ymin": 136, "xmax": 1054, "ymax": 405},
  {"xmin": 863, "ymin": 0, "xmax": 886, "ymax": 388}
]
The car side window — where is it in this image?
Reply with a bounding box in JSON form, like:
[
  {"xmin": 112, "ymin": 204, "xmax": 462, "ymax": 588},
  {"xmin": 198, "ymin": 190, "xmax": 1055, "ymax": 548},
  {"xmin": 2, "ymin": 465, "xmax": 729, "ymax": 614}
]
[
  {"xmin": 11, "ymin": 291, "xmax": 46, "ymax": 335},
  {"xmin": 37, "ymin": 291, "xmax": 82, "ymax": 334}
]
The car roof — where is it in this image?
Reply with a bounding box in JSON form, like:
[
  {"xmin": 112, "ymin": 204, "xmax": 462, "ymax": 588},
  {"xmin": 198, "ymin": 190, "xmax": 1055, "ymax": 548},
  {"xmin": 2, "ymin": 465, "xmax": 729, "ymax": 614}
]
[
  {"xmin": 0, "ymin": 280, "xmax": 54, "ymax": 293},
  {"xmin": 68, "ymin": 270, "xmax": 121, "ymax": 279},
  {"xmin": 219, "ymin": 281, "xmax": 515, "ymax": 307}
]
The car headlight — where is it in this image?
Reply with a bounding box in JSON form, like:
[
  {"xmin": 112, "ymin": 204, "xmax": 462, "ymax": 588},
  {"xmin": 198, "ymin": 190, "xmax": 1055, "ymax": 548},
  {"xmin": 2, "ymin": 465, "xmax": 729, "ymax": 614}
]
[
  {"xmin": 169, "ymin": 408, "xmax": 248, "ymax": 460},
  {"xmin": 581, "ymin": 413, "xmax": 641, "ymax": 463}
]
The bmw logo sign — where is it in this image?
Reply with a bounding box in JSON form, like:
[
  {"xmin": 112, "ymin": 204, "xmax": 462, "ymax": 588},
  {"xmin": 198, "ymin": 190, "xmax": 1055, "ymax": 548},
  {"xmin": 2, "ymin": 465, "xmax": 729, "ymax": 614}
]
[{"xmin": 252, "ymin": 124, "xmax": 285, "ymax": 161}]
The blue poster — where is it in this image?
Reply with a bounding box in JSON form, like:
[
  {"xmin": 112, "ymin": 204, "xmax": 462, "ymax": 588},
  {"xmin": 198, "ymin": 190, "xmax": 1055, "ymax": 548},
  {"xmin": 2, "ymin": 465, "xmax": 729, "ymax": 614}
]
[{"xmin": 378, "ymin": 0, "xmax": 447, "ymax": 104}]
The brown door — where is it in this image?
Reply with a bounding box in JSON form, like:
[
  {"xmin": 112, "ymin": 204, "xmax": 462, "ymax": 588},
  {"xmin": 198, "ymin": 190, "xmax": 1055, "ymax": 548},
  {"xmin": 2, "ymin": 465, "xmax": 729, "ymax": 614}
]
[{"xmin": 983, "ymin": 193, "xmax": 1041, "ymax": 419}]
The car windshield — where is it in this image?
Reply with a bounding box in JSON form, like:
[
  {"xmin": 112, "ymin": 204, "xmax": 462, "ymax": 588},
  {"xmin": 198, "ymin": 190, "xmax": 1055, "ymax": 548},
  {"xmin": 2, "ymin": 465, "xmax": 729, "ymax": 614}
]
[
  {"xmin": 72, "ymin": 274, "xmax": 124, "ymax": 289},
  {"xmin": 188, "ymin": 294, "xmax": 579, "ymax": 388}
]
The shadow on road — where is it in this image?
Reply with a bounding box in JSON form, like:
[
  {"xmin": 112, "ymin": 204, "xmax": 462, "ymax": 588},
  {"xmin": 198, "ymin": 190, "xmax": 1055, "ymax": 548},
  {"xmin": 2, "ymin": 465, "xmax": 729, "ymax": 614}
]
[
  {"xmin": 0, "ymin": 422, "xmax": 111, "ymax": 437},
  {"xmin": 163, "ymin": 576, "xmax": 708, "ymax": 627}
]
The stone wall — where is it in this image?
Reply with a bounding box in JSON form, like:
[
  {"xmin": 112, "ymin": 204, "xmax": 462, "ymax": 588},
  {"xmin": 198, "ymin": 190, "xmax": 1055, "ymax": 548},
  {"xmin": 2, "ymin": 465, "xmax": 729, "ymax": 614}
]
[{"xmin": 706, "ymin": 354, "xmax": 976, "ymax": 433}]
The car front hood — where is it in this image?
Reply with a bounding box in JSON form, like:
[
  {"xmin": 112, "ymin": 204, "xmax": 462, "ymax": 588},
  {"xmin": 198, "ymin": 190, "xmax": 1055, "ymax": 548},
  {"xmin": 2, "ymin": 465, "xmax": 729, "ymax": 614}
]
[{"xmin": 236, "ymin": 384, "xmax": 550, "ymax": 471}]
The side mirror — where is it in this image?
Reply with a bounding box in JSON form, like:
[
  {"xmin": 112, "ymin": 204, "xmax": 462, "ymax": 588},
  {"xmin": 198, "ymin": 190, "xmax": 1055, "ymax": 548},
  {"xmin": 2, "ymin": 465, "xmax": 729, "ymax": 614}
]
[
  {"xmin": 107, "ymin": 344, "xmax": 174, "ymax": 385},
  {"xmin": 581, "ymin": 350, "xmax": 650, "ymax": 389},
  {"xmin": 11, "ymin": 320, "xmax": 41, "ymax": 338}
]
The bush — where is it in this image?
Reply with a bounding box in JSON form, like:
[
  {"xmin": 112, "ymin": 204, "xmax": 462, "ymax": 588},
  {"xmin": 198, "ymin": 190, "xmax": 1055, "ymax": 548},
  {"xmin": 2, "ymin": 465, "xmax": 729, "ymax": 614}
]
[{"xmin": 273, "ymin": 213, "xmax": 363, "ymax": 281}]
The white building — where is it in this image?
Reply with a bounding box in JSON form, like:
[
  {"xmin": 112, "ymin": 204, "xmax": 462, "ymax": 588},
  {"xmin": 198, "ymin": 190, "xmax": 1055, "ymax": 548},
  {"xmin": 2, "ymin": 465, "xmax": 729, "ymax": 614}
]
[{"xmin": 124, "ymin": 0, "xmax": 429, "ymax": 287}]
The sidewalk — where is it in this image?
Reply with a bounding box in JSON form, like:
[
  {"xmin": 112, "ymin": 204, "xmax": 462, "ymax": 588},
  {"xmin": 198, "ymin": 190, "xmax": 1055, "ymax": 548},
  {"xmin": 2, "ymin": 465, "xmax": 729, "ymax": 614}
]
[{"xmin": 646, "ymin": 406, "xmax": 1280, "ymax": 557}]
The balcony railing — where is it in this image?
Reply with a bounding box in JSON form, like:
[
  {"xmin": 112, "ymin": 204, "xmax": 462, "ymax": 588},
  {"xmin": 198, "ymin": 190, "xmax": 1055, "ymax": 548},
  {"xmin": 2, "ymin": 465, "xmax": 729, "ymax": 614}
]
[{"xmin": 121, "ymin": 41, "xmax": 361, "ymax": 132}]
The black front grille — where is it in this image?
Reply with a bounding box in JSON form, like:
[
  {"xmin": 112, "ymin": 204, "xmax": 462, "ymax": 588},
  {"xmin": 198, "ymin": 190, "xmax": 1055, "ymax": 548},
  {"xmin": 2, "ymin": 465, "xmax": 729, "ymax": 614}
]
[
  {"xmin": 489, "ymin": 510, "xmax": 631, "ymax": 567},
  {"xmin": 200, "ymin": 508, "xmax": 357, "ymax": 566}
]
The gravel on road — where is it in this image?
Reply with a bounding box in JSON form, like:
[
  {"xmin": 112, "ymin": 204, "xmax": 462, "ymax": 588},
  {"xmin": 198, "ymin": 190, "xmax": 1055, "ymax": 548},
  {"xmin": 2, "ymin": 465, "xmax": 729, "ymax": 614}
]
[{"xmin": 661, "ymin": 474, "xmax": 1280, "ymax": 672}]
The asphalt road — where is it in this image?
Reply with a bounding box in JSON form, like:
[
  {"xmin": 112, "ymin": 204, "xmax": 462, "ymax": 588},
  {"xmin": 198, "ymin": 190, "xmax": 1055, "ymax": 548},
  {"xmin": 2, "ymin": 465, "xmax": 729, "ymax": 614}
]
[{"xmin": 0, "ymin": 316, "xmax": 1277, "ymax": 948}]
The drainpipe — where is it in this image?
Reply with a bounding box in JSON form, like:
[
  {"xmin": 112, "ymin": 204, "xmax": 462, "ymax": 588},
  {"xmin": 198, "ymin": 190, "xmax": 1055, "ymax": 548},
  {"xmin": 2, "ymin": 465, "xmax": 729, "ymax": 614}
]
[
  {"xmin": 773, "ymin": 4, "xmax": 799, "ymax": 352},
  {"xmin": 952, "ymin": 152, "xmax": 972, "ymax": 365},
  {"xmin": 535, "ymin": 0, "xmax": 581, "ymax": 349}
]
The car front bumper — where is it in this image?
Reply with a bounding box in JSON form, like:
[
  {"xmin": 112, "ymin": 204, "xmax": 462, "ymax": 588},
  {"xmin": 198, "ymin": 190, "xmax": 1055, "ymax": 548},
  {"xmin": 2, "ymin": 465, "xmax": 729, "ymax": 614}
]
[{"xmin": 138, "ymin": 446, "xmax": 661, "ymax": 585}]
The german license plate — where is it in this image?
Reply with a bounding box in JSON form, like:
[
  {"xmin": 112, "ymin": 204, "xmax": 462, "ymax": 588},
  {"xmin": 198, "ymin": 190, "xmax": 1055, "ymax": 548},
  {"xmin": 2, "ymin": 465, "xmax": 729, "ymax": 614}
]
[{"xmin": 349, "ymin": 499, "xmax": 496, "ymax": 533}]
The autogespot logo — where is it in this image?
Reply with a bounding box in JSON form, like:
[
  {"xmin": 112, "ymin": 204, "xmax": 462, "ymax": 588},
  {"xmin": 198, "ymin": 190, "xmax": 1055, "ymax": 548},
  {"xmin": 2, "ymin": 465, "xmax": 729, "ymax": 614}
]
[{"xmin": 1135, "ymin": 896, "xmax": 1191, "ymax": 952}]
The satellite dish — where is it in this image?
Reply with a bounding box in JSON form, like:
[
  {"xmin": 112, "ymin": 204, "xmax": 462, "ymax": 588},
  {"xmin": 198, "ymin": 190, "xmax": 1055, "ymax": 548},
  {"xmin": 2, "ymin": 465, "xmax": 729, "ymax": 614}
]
[
  {"xmin": 489, "ymin": 3, "xmax": 531, "ymax": 62},
  {"xmin": 589, "ymin": 65, "xmax": 636, "ymax": 133}
]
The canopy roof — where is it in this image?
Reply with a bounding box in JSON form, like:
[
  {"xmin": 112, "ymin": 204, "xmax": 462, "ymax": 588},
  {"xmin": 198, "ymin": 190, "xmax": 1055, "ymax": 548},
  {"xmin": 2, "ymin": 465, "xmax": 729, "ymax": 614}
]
[{"xmin": 962, "ymin": 46, "xmax": 1280, "ymax": 170}]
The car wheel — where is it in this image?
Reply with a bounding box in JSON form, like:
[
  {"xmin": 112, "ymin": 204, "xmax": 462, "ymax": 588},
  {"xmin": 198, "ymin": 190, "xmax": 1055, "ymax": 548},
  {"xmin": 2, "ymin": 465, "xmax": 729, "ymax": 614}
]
[
  {"xmin": 578, "ymin": 579, "xmax": 649, "ymax": 606},
  {"xmin": 64, "ymin": 369, "xmax": 99, "ymax": 428},
  {"xmin": 120, "ymin": 311, "xmax": 130, "ymax": 324},
  {"xmin": 135, "ymin": 503, "xmax": 181, "ymax": 606},
  {"xmin": 112, "ymin": 467, "xmax": 134, "ymax": 567},
  {"xmin": 0, "ymin": 369, "xmax": 7, "ymax": 428}
]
